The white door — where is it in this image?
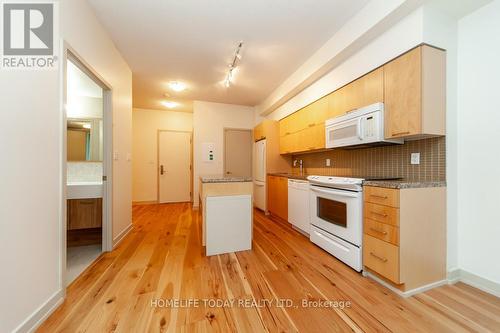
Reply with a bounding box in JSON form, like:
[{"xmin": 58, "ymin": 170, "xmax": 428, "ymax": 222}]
[
  {"xmin": 224, "ymin": 129, "xmax": 252, "ymax": 177},
  {"xmin": 159, "ymin": 131, "xmax": 191, "ymax": 203}
]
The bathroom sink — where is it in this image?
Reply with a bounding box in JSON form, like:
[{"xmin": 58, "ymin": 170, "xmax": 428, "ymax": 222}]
[{"xmin": 67, "ymin": 181, "xmax": 103, "ymax": 199}]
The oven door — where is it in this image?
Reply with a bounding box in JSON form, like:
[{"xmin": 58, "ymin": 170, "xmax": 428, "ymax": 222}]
[
  {"xmin": 325, "ymin": 117, "xmax": 363, "ymax": 149},
  {"xmin": 309, "ymin": 185, "xmax": 363, "ymax": 246}
]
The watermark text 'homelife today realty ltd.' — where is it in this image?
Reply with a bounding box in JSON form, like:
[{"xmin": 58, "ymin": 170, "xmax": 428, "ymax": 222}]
[{"xmin": 1, "ymin": 1, "xmax": 58, "ymax": 70}]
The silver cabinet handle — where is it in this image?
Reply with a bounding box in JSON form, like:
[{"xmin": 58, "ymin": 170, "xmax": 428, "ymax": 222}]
[
  {"xmin": 370, "ymin": 252, "xmax": 388, "ymax": 262},
  {"xmin": 369, "ymin": 227, "xmax": 388, "ymax": 235}
]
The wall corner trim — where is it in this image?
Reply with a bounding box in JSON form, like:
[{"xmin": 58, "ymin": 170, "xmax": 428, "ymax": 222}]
[
  {"xmin": 13, "ymin": 289, "xmax": 64, "ymax": 333},
  {"xmin": 113, "ymin": 223, "xmax": 133, "ymax": 248},
  {"xmin": 448, "ymin": 269, "xmax": 500, "ymax": 297}
]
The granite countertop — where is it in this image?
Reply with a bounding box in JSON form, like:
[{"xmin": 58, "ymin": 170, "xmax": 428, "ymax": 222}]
[
  {"xmin": 267, "ymin": 172, "xmax": 446, "ymax": 189},
  {"xmin": 362, "ymin": 179, "xmax": 446, "ymax": 189},
  {"xmin": 200, "ymin": 175, "xmax": 253, "ymax": 183},
  {"xmin": 267, "ymin": 172, "xmax": 309, "ymax": 180}
]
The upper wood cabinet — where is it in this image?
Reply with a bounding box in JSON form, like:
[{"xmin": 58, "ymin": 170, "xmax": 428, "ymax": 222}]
[
  {"xmin": 328, "ymin": 67, "xmax": 384, "ymax": 119},
  {"xmin": 384, "ymin": 45, "xmax": 446, "ymax": 139},
  {"xmin": 253, "ymin": 122, "xmax": 265, "ymax": 142},
  {"xmin": 278, "ymin": 96, "xmax": 328, "ymax": 154},
  {"xmin": 277, "ymin": 44, "xmax": 446, "ymax": 154}
]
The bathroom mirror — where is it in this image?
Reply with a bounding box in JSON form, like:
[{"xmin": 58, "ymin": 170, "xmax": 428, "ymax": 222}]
[{"xmin": 67, "ymin": 118, "xmax": 103, "ymax": 161}]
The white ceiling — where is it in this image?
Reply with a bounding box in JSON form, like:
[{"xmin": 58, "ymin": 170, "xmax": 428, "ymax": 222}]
[{"xmin": 87, "ymin": 0, "xmax": 369, "ymax": 112}]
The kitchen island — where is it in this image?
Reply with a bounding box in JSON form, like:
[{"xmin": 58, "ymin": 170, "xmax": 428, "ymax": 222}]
[{"xmin": 199, "ymin": 175, "xmax": 253, "ymax": 256}]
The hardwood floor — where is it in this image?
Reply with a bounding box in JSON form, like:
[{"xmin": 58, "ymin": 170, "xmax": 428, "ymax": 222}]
[{"xmin": 38, "ymin": 203, "xmax": 500, "ymax": 332}]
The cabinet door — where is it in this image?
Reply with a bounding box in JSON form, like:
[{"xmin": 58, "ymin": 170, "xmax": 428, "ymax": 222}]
[
  {"xmin": 298, "ymin": 123, "xmax": 325, "ymax": 152},
  {"xmin": 67, "ymin": 198, "xmax": 102, "ymax": 230},
  {"xmin": 253, "ymin": 123, "xmax": 264, "ymax": 141},
  {"xmin": 328, "ymin": 68, "xmax": 384, "ymax": 119},
  {"xmin": 279, "ymin": 117, "xmax": 290, "ymax": 137},
  {"xmin": 276, "ymin": 176, "xmax": 288, "ymax": 221},
  {"xmin": 384, "ymin": 47, "xmax": 422, "ymax": 138},
  {"xmin": 303, "ymin": 96, "xmax": 328, "ymax": 127},
  {"xmin": 279, "ymin": 132, "xmax": 297, "ymax": 154}
]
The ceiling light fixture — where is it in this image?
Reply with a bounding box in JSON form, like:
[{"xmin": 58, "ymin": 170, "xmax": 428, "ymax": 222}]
[
  {"xmin": 161, "ymin": 100, "xmax": 179, "ymax": 109},
  {"xmin": 168, "ymin": 81, "xmax": 187, "ymax": 92},
  {"xmin": 224, "ymin": 41, "xmax": 243, "ymax": 88}
]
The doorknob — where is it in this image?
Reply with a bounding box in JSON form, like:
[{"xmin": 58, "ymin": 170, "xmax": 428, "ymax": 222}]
[{"xmin": 160, "ymin": 165, "xmax": 165, "ymax": 175}]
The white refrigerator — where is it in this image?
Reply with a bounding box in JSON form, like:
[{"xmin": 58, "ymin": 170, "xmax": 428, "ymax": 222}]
[{"xmin": 253, "ymin": 139, "xmax": 266, "ymax": 211}]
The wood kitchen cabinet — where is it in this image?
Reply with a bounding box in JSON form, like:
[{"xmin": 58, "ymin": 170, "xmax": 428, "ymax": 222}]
[
  {"xmin": 278, "ymin": 96, "xmax": 328, "ymax": 154},
  {"xmin": 328, "ymin": 67, "xmax": 384, "ymax": 119},
  {"xmin": 267, "ymin": 175, "xmax": 288, "ymax": 221},
  {"xmin": 67, "ymin": 198, "xmax": 102, "ymax": 230},
  {"xmin": 362, "ymin": 185, "xmax": 446, "ymax": 293},
  {"xmin": 253, "ymin": 122, "xmax": 265, "ymax": 142},
  {"xmin": 383, "ymin": 45, "xmax": 446, "ymax": 139}
]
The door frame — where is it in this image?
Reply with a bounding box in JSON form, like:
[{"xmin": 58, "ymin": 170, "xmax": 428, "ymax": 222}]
[
  {"xmin": 156, "ymin": 129, "xmax": 193, "ymax": 203},
  {"xmin": 223, "ymin": 128, "xmax": 253, "ymax": 177},
  {"xmin": 61, "ymin": 42, "xmax": 113, "ymax": 291}
]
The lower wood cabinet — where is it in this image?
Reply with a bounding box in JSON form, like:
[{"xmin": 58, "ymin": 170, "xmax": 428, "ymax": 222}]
[
  {"xmin": 363, "ymin": 186, "xmax": 446, "ymax": 293},
  {"xmin": 67, "ymin": 198, "xmax": 102, "ymax": 230},
  {"xmin": 267, "ymin": 175, "xmax": 288, "ymax": 221}
]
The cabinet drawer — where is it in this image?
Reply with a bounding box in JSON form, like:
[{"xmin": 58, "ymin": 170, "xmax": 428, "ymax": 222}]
[
  {"xmin": 364, "ymin": 219, "xmax": 399, "ymax": 246},
  {"xmin": 364, "ymin": 202, "xmax": 399, "ymax": 226},
  {"xmin": 364, "ymin": 186, "xmax": 399, "ymax": 207},
  {"xmin": 363, "ymin": 234, "xmax": 400, "ymax": 284}
]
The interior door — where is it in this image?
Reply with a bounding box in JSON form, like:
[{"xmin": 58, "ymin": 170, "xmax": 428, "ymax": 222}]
[
  {"xmin": 159, "ymin": 131, "xmax": 191, "ymax": 203},
  {"xmin": 224, "ymin": 129, "xmax": 252, "ymax": 177}
]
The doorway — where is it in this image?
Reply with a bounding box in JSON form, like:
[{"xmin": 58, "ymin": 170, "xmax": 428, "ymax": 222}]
[
  {"xmin": 158, "ymin": 130, "xmax": 192, "ymax": 203},
  {"xmin": 224, "ymin": 128, "xmax": 253, "ymax": 177},
  {"xmin": 63, "ymin": 48, "xmax": 112, "ymax": 287}
]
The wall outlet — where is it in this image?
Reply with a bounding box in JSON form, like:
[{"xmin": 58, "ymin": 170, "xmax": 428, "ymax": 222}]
[
  {"xmin": 326, "ymin": 158, "xmax": 331, "ymax": 167},
  {"xmin": 411, "ymin": 153, "xmax": 420, "ymax": 165}
]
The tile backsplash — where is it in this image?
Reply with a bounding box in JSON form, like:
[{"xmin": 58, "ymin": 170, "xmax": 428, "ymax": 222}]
[
  {"xmin": 67, "ymin": 162, "xmax": 103, "ymax": 183},
  {"xmin": 292, "ymin": 137, "xmax": 445, "ymax": 181}
]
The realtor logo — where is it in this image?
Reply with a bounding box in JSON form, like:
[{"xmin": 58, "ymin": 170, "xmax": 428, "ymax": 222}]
[{"xmin": 1, "ymin": 1, "xmax": 58, "ymax": 69}]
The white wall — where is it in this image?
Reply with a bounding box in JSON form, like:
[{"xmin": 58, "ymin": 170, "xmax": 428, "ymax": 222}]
[
  {"xmin": 132, "ymin": 108, "xmax": 193, "ymax": 202},
  {"xmin": 193, "ymin": 101, "xmax": 255, "ymax": 206},
  {"xmin": 0, "ymin": 0, "xmax": 132, "ymax": 331},
  {"xmin": 456, "ymin": 0, "xmax": 500, "ymax": 284}
]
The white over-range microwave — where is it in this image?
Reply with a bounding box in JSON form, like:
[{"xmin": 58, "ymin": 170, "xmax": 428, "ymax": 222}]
[{"xmin": 325, "ymin": 102, "xmax": 403, "ymax": 149}]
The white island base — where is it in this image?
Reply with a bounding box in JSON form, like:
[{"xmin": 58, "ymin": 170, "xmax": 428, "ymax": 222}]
[
  {"xmin": 205, "ymin": 195, "xmax": 252, "ymax": 256},
  {"xmin": 199, "ymin": 177, "xmax": 253, "ymax": 256}
]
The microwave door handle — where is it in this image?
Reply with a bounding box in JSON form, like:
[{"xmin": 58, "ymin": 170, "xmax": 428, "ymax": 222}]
[{"xmin": 357, "ymin": 118, "xmax": 364, "ymax": 140}]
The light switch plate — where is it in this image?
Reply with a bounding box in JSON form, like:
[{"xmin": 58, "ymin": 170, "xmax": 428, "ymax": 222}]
[
  {"xmin": 411, "ymin": 153, "xmax": 420, "ymax": 165},
  {"xmin": 326, "ymin": 158, "xmax": 331, "ymax": 167}
]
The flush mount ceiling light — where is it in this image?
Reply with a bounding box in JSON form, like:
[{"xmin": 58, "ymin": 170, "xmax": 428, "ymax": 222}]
[
  {"xmin": 224, "ymin": 41, "xmax": 243, "ymax": 88},
  {"xmin": 161, "ymin": 100, "xmax": 179, "ymax": 109},
  {"xmin": 168, "ymin": 81, "xmax": 187, "ymax": 92}
]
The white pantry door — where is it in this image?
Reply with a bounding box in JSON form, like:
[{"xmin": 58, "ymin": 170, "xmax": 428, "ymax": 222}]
[{"xmin": 158, "ymin": 131, "xmax": 191, "ymax": 203}]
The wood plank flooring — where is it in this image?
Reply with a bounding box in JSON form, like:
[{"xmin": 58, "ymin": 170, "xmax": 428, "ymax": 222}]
[{"xmin": 38, "ymin": 203, "xmax": 500, "ymax": 332}]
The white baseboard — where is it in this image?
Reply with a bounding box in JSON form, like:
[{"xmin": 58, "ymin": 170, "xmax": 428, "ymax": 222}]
[
  {"xmin": 364, "ymin": 271, "xmax": 448, "ymax": 298},
  {"xmin": 448, "ymin": 268, "xmax": 500, "ymax": 297},
  {"xmin": 112, "ymin": 223, "xmax": 133, "ymax": 248},
  {"xmin": 13, "ymin": 289, "xmax": 64, "ymax": 333}
]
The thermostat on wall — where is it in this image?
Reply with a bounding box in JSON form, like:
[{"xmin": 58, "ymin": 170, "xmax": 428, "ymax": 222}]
[{"xmin": 202, "ymin": 142, "xmax": 215, "ymax": 162}]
